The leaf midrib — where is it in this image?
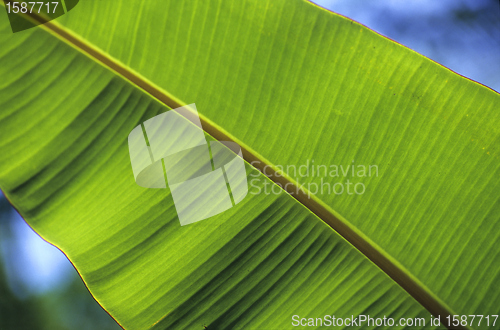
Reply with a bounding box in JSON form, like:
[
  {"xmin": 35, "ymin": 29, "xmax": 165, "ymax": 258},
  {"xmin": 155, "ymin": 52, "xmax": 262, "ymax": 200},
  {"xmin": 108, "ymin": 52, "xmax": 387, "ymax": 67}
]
[{"xmin": 11, "ymin": 7, "xmax": 467, "ymax": 330}]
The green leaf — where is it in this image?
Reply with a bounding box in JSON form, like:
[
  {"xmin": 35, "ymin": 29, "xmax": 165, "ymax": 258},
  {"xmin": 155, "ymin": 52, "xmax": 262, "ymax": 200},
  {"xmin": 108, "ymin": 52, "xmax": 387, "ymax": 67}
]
[{"xmin": 0, "ymin": 0, "xmax": 499, "ymax": 329}]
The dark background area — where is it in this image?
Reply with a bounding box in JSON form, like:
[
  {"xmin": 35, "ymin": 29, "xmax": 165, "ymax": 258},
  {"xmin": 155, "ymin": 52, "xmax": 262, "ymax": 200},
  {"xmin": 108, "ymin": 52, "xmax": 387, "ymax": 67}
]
[
  {"xmin": 0, "ymin": 194, "xmax": 121, "ymax": 329},
  {"xmin": 0, "ymin": 0, "xmax": 498, "ymax": 328}
]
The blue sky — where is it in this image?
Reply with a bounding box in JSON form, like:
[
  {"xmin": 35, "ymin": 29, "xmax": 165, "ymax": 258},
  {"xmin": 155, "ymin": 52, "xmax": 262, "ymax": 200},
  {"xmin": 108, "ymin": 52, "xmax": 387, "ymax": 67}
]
[{"xmin": 314, "ymin": 0, "xmax": 500, "ymax": 92}]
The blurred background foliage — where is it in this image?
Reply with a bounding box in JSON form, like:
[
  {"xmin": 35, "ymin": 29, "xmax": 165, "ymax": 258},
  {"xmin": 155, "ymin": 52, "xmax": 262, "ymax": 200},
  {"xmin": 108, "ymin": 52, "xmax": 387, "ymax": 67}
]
[
  {"xmin": 0, "ymin": 194, "xmax": 121, "ymax": 329},
  {"xmin": 0, "ymin": 0, "xmax": 498, "ymax": 328}
]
